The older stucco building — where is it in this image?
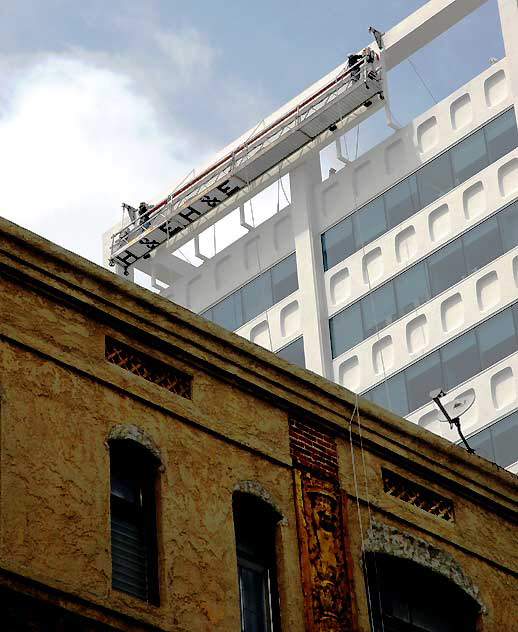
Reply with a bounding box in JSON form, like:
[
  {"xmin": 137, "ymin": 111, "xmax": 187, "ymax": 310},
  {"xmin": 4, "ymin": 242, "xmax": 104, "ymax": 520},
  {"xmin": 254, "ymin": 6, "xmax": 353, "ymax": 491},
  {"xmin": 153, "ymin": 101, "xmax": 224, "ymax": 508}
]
[{"xmin": 1, "ymin": 217, "xmax": 517, "ymax": 630}]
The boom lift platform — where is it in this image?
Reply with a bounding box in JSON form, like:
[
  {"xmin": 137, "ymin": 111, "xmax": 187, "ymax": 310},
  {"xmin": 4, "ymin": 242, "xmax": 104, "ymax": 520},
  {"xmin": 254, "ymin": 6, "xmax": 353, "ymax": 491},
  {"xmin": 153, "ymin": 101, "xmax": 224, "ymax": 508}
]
[{"xmin": 109, "ymin": 55, "xmax": 384, "ymax": 275}]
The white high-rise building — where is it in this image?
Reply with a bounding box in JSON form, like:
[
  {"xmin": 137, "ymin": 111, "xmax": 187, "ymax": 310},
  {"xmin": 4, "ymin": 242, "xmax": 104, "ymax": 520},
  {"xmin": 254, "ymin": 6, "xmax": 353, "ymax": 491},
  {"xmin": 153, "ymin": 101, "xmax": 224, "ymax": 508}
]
[{"xmin": 104, "ymin": 0, "xmax": 518, "ymax": 473}]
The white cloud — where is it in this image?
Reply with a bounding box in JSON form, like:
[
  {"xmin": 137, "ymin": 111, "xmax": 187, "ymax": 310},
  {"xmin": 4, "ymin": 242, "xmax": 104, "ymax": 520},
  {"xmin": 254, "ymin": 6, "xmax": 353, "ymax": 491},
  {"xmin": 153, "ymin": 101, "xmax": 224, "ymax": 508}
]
[
  {"xmin": 155, "ymin": 28, "xmax": 219, "ymax": 83},
  {"xmin": 0, "ymin": 54, "xmax": 195, "ymax": 264}
]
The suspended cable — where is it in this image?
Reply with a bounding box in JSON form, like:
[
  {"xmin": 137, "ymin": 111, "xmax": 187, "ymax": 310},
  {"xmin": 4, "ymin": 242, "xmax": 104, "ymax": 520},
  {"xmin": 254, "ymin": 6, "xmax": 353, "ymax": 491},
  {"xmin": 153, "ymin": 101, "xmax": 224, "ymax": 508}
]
[
  {"xmin": 408, "ymin": 58, "xmax": 437, "ymax": 105},
  {"xmin": 355, "ymin": 397, "xmax": 386, "ymax": 631},
  {"xmin": 350, "ymin": 122, "xmax": 393, "ymax": 412},
  {"xmin": 347, "ymin": 395, "xmax": 381, "ymax": 631}
]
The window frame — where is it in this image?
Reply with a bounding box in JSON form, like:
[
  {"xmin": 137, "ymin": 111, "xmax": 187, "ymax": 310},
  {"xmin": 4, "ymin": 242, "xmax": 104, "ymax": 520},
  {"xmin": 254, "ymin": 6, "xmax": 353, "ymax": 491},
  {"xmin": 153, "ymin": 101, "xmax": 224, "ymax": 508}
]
[{"xmin": 109, "ymin": 440, "xmax": 160, "ymax": 605}]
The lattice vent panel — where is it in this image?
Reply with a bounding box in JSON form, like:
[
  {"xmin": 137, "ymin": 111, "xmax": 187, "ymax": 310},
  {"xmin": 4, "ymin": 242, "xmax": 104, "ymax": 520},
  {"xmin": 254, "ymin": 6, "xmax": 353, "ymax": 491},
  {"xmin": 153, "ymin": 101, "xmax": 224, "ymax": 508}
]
[
  {"xmin": 382, "ymin": 469, "xmax": 454, "ymax": 522},
  {"xmin": 105, "ymin": 337, "xmax": 192, "ymax": 399}
]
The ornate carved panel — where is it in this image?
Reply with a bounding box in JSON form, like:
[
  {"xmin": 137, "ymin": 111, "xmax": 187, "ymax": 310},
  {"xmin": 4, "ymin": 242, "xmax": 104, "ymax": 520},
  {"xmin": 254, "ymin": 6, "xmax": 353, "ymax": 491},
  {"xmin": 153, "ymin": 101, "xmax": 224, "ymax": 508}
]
[{"xmin": 294, "ymin": 470, "xmax": 356, "ymax": 632}]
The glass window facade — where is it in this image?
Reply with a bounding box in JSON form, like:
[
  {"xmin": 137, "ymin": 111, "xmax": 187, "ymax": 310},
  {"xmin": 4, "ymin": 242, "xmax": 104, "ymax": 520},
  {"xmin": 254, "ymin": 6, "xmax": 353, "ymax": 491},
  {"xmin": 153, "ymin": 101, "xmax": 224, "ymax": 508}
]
[
  {"xmin": 450, "ymin": 128, "xmax": 488, "ymax": 186},
  {"xmin": 353, "ymin": 197, "xmax": 387, "ymax": 246},
  {"xmin": 276, "ymin": 337, "xmax": 305, "ymax": 368},
  {"xmin": 329, "ymin": 199, "xmax": 518, "ymax": 358},
  {"xmin": 363, "ymin": 304, "xmax": 518, "ymax": 416},
  {"xmin": 330, "ymin": 302, "xmax": 363, "ymax": 359},
  {"xmin": 322, "ymin": 109, "xmax": 518, "ymax": 272},
  {"xmin": 202, "ymin": 254, "xmax": 298, "ymax": 331},
  {"xmin": 485, "ymin": 108, "xmax": 518, "ymax": 163},
  {"xmin": 427, "ymin": 239, "xmax": 466, "ymax": 296},
  {"xmin": 467, "ymin": 410, "xmax": 518, "ymax": 468}
]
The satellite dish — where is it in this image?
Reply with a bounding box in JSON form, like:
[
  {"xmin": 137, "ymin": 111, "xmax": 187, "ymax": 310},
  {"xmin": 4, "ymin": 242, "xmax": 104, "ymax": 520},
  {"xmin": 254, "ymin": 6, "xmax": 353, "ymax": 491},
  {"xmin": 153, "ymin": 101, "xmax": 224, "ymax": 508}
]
[
  {"xmin": 429, "ymin": 389, "xmax": 476, "ymax": 454},
  {"xmin": 436, "ymin": 391, "xmax": 475, "ymax": 423}
]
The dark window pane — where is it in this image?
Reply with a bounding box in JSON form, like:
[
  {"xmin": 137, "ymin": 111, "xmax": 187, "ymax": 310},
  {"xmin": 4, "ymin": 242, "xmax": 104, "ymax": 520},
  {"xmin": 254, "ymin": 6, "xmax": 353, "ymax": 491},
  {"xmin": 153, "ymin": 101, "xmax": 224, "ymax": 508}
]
[
  {"xmin": 272, "ymin": 254, "xmax": 298, "ymax": 303},
  {"xmin": 498, "ymin": 200, "xmax": 518, "ymax": 253},
  {"xmin": 241, "ymin": 273, "xmax": 273, "ymax": 324},
  {"xmin": 239, "ymin": 564, "xmax": 267, "ymax": 632},
  {"xmin": 492, "ymin": 412, "xmax": 518, "ymax": 468},
  {"xmin": 329, "ymin": 303, "xmax": 363, "ymax": 358},
  {"xmin": 416, "ymin": 151, "xmax": 453, "ymax": 208},
  {"xmin": 467, "ymin": 428, "xmax": 494, "ymax": 462},
  {"xmin": 427, "ymin": 239, "xmax": 466, "ymax": 296},
  {"xmin": 361, "ymin": 283, "xmax": 398, "ymax": 338},
  {"xmin": 405, "ymin": 352, "xmax": 443, "ymax": 412},
  {"xmin": 321, "ymin": 217, "xmax": 355, "ymax": 271},
  {"xmin": 440, "ymin": 330, "xmax": 481, "ymax": 390},
  {"xmin": 477, "ymin": 309, "xmax": 517, "ymax": 370},
  {"xmin": 368, "ymin": 372, "xmax": 409, "ymax": 417},
  {"xmin": 353, "ymin": 197, "xmax": 387, "ymax": 247},
  {"xmin": 384, "ymin": 176, "xmax": 418, "ymax": 229},
  {"xmin": 450, "ymin": 128, "xmax": 488, "ymax": 186},
  {"xmin": 485, "ymin": 108, "xmax": 518, "ymax": 163},
  {"xmin": 212, "ymin": 293, "xmax": 243, "ymax": 330},
  {"xmin": 276, "ymin": 337, "xmax": 305, "ymax": 368},
  {"xmin": 462, "ymin": 217, "xmax": 502, "ymax": 275},
  {"xmin": 394, "ymin": 262, "xmax": 431, "ymax": 317}
]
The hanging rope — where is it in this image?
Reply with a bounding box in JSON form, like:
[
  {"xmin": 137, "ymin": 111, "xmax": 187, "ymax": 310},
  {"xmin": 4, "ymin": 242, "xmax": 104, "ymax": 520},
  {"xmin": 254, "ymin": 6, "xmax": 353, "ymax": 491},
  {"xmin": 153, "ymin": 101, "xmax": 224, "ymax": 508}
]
[
  {"xmin": 354, "ymin": 395, "xmax": 386, "ymax": 631},
  {"xmin": 347, "ymin": 394, "xmax": 381, "ymax": 631}
]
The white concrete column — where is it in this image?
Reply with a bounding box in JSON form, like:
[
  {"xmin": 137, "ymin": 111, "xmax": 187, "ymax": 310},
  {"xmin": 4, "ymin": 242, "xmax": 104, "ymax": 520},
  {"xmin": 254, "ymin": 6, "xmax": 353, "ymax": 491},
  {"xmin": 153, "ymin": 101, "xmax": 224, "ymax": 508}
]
[
  {"xmin": 498, "ymin": 0, "xmax": 518, "ymax": 129},
  {"xmin": 289, "ymin": 154, "xmax": 332, "ymax": 379}
]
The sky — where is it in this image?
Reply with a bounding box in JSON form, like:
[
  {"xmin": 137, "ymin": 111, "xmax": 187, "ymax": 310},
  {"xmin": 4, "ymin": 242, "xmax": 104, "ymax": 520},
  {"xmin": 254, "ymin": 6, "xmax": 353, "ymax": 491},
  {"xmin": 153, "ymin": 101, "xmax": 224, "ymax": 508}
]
[{"xmin": 0, "ymin": 0, "xmax": 505, "ymax": 269}]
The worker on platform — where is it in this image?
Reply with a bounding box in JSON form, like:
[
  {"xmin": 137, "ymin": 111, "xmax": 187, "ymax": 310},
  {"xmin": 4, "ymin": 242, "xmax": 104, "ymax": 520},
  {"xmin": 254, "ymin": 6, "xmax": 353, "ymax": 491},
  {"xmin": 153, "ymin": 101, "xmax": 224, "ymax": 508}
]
[
  {"xmin": 347, "ymin": 53, "xmax": 362, "ymax": 81},
  {"xmin": 139, "ymin": 202, "xmax": 152, "ymax": 228}
]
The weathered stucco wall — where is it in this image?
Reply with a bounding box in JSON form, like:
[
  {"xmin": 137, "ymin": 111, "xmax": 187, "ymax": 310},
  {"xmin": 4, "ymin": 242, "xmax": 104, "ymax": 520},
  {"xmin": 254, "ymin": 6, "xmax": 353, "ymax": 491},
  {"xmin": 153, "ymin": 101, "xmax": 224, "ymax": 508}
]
[{"xmin": 0, "ymin": 218, "xmax": 517, "ymax": 631}]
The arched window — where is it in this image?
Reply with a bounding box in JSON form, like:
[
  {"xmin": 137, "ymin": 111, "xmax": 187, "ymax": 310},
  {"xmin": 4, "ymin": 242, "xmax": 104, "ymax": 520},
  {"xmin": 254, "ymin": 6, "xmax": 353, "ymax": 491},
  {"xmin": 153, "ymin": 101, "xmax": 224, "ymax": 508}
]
[
  {"xmin": 364, "ymin": 553, "xmax": 479, "ymax": 632},
  {"xmin": 109, "ymin": 439, "xmax": 160, "ymax": 604},
  {"xmin": 233, "ymin": 492, "xmax": 282, "ymax": 632}
]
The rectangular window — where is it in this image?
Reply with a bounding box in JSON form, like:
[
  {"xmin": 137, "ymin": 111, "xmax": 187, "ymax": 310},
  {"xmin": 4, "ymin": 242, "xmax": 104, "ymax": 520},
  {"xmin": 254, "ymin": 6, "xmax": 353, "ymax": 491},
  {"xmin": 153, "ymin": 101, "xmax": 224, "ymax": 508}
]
[
  {"xmin": 384, "ymin": 176, "xmax": 419, "ymax": 229},
  {"xmin": 416, "ymin": 151, "xmax": 453, "ymax": 209},
  {"xmin": 321, "ymin": 216, "xmax": 355, "ymax": 271},
  {"xmin": 353, "ymin": 197, "xmax": 387, "ymax": 247},
  {"xmin": 271, "ymin": 254, "xmax": 298, "ymax": 303},
  {"xmin": 485, "ymin": 108, "xmax": 518, "ymax": 163},
  {"xmin": 329, "ymin": 303, "xmax": 363, "ymax": 358},
  {"xmin": 492, "ymin": 411, "xmax": 518, "ymax": 468},
  {"xmin": 212, "ymin": 293, "xmax": 243, "ymax": 331},
  {"xmin": 110, "ymin": 442, "xmax": 159, "ymax": 604},
  {"xmin": 427, "ymin": 239, "xmax": 466, "ymax": 297},
  {"xmin": 394, "ymin": 262, "xmax": 431, "ymax": 318},
  {"xmin": 361, "ymin": 283, "xmax": 398, "ymax": 339},
  {"xmin": 467, "ymin": 427, "xmax": 494, "ymax": 462},
  {"xmin": 276, "ymin": 337, "xmax": 305, "ymax": 368},
  {"xmin": 498, "ymin": 200, "xmax": 518, "ymax": 253},
  {"xmin": 234, "ymin": 494, "xmax": 280, "ymax": 632},
  {"xmin": 241, "ymin": 272, "xmax": 274, "ymax": 324},
  {"xmin": 405, "ymin": 352, "xmax": 443, "ymax": 412},
  {"xmin": 450, "ymin": 128, "xmax": 488, "ymax": 186},
  {"xmin": 440, "ymin": 330, "xmax": 481, "ymax": 391},
  {"xmin": 368, "ymin": 372, "xmax": 409, "ymax": 417},
  {"xmin": 462, "ymin": 217, "xmax": 502, "ymax": 275},
  {"xmin": 476, "ymin": 308, "xmax": 517, "ymax": 370}
]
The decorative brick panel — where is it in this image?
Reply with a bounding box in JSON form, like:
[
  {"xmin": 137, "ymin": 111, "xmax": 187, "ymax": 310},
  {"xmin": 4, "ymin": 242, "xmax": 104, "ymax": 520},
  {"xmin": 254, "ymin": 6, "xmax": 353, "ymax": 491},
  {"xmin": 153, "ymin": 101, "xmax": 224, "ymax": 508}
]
[
  {"xmin": 105, "ymin": 337, "xmax": 192, "ymax": 399},
  {"xmin": 289, "ymin": 418, "xmax": 338, "ymax": 479},
  {"xmin": 382, "ymin": 469, "xmax": 454, "ymax": 522}
]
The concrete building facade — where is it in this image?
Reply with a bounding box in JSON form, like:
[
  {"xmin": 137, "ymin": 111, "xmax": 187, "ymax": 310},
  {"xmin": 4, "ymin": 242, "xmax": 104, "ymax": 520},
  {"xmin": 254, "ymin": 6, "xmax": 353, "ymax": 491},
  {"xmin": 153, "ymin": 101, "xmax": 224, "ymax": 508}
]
[
  {"xmin": 105, "ymin": 0, "xmax": 518, "ymax": 474},
  {"xmin": 2, "ymin": 219, "xmax": 517, "ymax": 631}
]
